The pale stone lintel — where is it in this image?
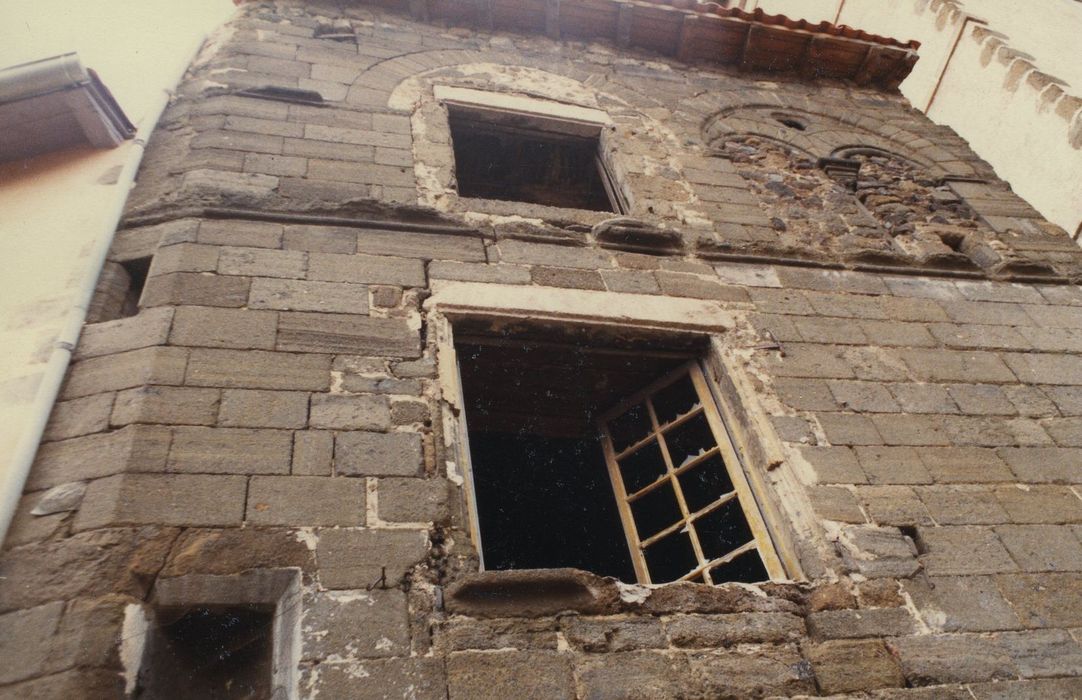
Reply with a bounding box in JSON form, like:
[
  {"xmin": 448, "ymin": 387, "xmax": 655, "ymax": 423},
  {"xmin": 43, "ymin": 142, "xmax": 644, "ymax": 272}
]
[
  {"xmin": 426, "ymin": 281, "xmax": 734, "ymax": 331},
  {"xmin": 433, "ymin": 85, "xmax": 612, "ymax": 127}
]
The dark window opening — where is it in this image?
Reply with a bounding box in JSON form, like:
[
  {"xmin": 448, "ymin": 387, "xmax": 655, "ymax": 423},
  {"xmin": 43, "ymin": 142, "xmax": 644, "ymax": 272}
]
[
  {"xmin": 454, "ymin": 322, "xmax": 779, "ymax": 585},
  {"xmin": 119, "ymin": 256, "xmax": 151, "ymax": 318},
  {"xmin": 448, "ymin": 106, "xmax": 621, "ymax": 213},
  {"xmin": 135, "ymin": 604, "xmax": 274, "ymax": 700}
]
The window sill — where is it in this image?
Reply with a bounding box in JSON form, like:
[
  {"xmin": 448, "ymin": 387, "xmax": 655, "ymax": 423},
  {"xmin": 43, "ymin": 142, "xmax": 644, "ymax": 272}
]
[{"xmin": 443, "ymin": 567, "xmax": 805, "ymax": 618}]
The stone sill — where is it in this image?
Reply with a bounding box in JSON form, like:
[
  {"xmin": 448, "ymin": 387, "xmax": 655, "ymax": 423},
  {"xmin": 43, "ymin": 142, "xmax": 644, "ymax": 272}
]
[{"xmin": 444, "ymin": 568, "xmax": 805, "ymax": 618}]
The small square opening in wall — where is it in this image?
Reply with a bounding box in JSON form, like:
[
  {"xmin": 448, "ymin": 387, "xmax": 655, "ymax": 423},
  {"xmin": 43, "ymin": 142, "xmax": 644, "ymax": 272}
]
[
  {"xmin": 137, "ymin": 604, "xmax": 275, "ymax": 699},
  {"xmin": 449, "ymin": 320, "xmax": 785, "ymax": 586},
  {"xmin": 444, "ymin": 95, "xmax": 624, "ymax": 213},
  {"xmin": 128, "ymin": 570, "xmax": 300, "ymax": 700}
]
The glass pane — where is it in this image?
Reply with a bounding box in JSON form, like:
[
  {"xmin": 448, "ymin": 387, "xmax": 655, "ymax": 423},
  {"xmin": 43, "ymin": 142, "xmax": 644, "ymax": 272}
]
[
  {"xmin": 663, "ymin": 413, "xmax": 716, "ymax": 468},
  {"xmin": 678, "ymin": 455, "xmax": 735, "ymax": 513},
  {"xmin": 619, "ymin": 440, "xmax": 667, "ymax": 493},
  {"xmin": 608, "ymin": 403, "xmax": 652, "ymax": 452},
  {"xmin": 652, "ymin": 373, "xmax": 699, "ymax": 425},
  {"xmin": 629, "ymin": 479, "xmax": 682, "ymax": 540},
  {"xmin": 709, "ymin": 549, "xmax": 769, "ymax": 584},
  {"xmin": 644, "ymin": 533, "xmax": 699, "ymax": 583},
  {"xmin": 694, "ymin": 498, "xmax": 755, "ymax": 560}
]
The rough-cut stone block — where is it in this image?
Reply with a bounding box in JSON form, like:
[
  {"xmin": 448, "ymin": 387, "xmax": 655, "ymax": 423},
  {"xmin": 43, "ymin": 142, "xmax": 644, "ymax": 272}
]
[
  {"xmin": 429, "ymin": 260, "xmax": 531, "ymax": 284},
  {"xmin": 829, "ymin": 380, "xmax": 900, "ymax": 412},
  {"xmin": 247, "ymin": 475, "xmax": 365, "ymax": 526},
  {"xmin": 75, "ymin": 307, "xmax": 174, "ymax": 360},
  {"xmin": 302, "ymin": 589, "xmax": 409, "ymax": 659},
  {"xmin": 665, "ymin": 612, "xmax": 804, "ymax": 647},
  {"xmin": 575, "ymin": 651, "xmax": 691, "ymax": 700},
  {"xmin": 601, "ymin": 269, "xmax": 661, "ymax": 294},
  {"xmin": 218, "ymin": 246, "xmax": 306, "ymax": 279},
  {"xmin": 437, "ymin": 618, "xmax": 558, "ymax": 652},
  {"xmin": 907, "ymin": 575, "xmax": 1019, "ymax": 632},
  {"xmin": 806, "ymin": 639, "xmax": 905, "ymax": 694},
  {"xmin": 0, "ymin": 601, "xmax": 63, "ymax": 684},
  {"xmin": 307, "ymin": 252, "xmax": 425, "ymax": 286},
  {"xmin": 994, "ymin": 484, "xmax": 1082, "ymax": 523},
  {"xmin": 140, "ymin": 272, "xmax": 251, "ymax": 308},
  {"xmin": 917, "ymin": 486, "xmax": 1008, "ymax": 525},
  {"xmin": 377, "ymin": 477, "xmax": 449, "ymax": 523},
  {"xmin": 355, "ymin": 229, "xmax": 486, "ymax": 261},
  {"xmin": 998, "ymin": 629, "xmax": 1082, "ymax": 679},
  {"xmin": 837, "ymin": 525, "xmax": 920, "ymax": 578},
  {"xmin": 168, "ymin": 427, "xmax": 292, "ymax": 474},
  {"xmin": 316, "ymin": 528, "xmax": 428, "ymax": 588},
  {"xmin": 655, "ymin": 271, "xmax": 750, "ymax": 301},
  {"xmin": 888, "ymin": 634, "xmax": 1016, "ymax": 685},
  {"xmin": 901, "ymin": 349, "xmax": 1016, "ymax": 383},
  {"xmin": 818, "ymin": 413, "xmax": 882, "ymax": 446},
  {"xmin": 336, "ymin": 431, "xmax": 423, "ymax": 476},
  {"xmin": 282, "ymin": 225, "xmax": 358, "ymax": 253},
  {"xmin": 277, "ymin": 312, "xmax": 420, "ymax": 356},
  {"xmin": 218, "ymin": 389, "xmax": 309, "ymax": 428},
  {"xmin": 921, "ymin": 526, "xmax": 1017, "ymax": 575},
  {"xmin": 168, "ymin": 306, "xmax": 277, "ymax": 350},
  {"xmin": 198, "ymin": 219, "xmax": 283, "ymax": 248},
  {"xmin": 496, "ymin": 240, "xmax": 611, "ymax": 269},
  {"xmin": 688, "ymin": 645, "xmax": 815, "ymax": 698},
  {"xmin": 312, "ymin": 659, "xmax": 446, "ymax": 700},
  {"xmin": 919, "ymin": 447, "xmax": 1014, "ymax": 483},
  {"xmin": 996, "ymin": 524, "xmax": 1082, "ymax": 572},
  {"xmin": 1003, "ymin": 353, "xmax": 1082, "ymax": 385},
  {"xmin": 806, "ymin": 607, "xmax": 916, "ymax": 639},
  {"xmin": 855, "ymin": 446, "xmax": 932, "ymax": 485},
  {"xmin": 561, "ymin": 617, "xmax": 666, "ymax": 652},
  {"xmin": 42, "ymin": 393, "xmax": 115, "ymax": 441},
  {"xmin": 111, "ymin": 385, "xmax": 220, "ymax": 426},
  {"xmin": 0, "ymin": 669, "xmax": 124, "ymax": 699},
  {"xmin": 249, "ymin": 277, "xmax": 369, "ymax": 313},
  {"xmin": 448, "ymin": 651, "xmax": 573, "ymax": 700},
  {"xmin": 309, "ymin": 394, "xmax": 390, "ymax": 430},
  {"xmin": 531, "ymin": 266, "xmax": 606, "ymax": 290},
  {"xmin": 798, "ymin": 446, "xmax": 866, "ymax": 484},
  {"xmin": 859, "ymin": 485, "xmax": 933, "ymax": 526},
  {"xmin": 28, "ymin": 425, "xmax": 171, "ymax": 491},
  {"xmin": 62, "ymin": 346, "xmax": 188, "ymax": 399},
  {"xmin": 75, "ymin": 473, "xmax": 247, "ymax": 530},
  {"xmin": 148, "ymin": 243, "xmax": 219, "ymax": 276},
  {"xmin": 185, "ymin": 348, "xmax": 330, "ymax": 390},
  {"xmin": 292, "ymin": 430, "xmax": 332, "ymax": 476}
]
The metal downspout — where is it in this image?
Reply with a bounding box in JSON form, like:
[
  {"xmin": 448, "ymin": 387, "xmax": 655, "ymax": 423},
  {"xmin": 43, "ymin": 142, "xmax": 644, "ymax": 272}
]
[{"xmin": 0, "ymin": 35, "xmax": 209, "ymax": 544}]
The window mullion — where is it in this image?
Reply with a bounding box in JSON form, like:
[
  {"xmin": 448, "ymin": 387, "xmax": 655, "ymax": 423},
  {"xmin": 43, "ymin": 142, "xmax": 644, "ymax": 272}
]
[{"xmin": 647, "ymin": 396, "xmax": 709, "ymax": 578}]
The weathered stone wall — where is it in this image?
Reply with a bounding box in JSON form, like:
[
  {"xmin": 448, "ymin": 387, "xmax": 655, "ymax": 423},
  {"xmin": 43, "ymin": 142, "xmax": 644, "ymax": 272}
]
[{"xmin": 3, "ymin": 1, "xmax": 1082, "ymax": 697}]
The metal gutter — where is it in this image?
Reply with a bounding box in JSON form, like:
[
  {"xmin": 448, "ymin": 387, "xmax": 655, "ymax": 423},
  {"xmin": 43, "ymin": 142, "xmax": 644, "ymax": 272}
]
[
  {"xmin": 0, "ymin": 53, "xmax": 88, "ymax": 104},
  {"xmin": 0, "ymin": 37, "xmax": 207, "ymax": 545}
]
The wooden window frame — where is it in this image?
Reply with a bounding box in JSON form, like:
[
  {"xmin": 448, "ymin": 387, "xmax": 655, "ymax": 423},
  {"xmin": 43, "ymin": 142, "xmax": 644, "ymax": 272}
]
[
  {"xmin": 433, "ymin": 306, "xmax": 797, "ymax": 585},
  {"xmin": 598, "ymin": 360, "xmax": 786, "ymax": 584}
]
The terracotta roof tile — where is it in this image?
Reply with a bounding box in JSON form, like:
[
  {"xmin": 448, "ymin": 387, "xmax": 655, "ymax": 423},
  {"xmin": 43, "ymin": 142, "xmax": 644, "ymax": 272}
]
[{"xmin": 239, "ymin": 0, "xmax": 920, "ymax": 90}]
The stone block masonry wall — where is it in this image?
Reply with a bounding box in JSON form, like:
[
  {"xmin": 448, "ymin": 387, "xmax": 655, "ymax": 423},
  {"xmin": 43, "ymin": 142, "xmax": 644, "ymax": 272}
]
[{"xmin": 3, "ymin": 1, "xmax": 1082, "ymax": 698}]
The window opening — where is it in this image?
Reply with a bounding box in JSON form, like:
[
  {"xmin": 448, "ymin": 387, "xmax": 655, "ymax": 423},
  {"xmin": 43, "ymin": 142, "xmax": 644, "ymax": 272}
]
[
  {"xmin": 136, "ymin": 603, "xmax": 275, "ymax": 699},
  {"xmin": 447, "ymin": 103, "xmax": 622, "ymax": 213},
  {"xmin": 119, "ymin": 256, "xmax": 150, "ymax": 318},
  {"xmin": 453, "ymin": 324, "xmax": 783, "ymax": 585}
]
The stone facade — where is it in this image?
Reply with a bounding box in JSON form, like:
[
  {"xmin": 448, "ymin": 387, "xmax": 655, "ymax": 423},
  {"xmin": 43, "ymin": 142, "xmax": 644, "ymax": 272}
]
[{"xmin": 3, "ymin": 1, "xmax": 1082, "ymax": 697}]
